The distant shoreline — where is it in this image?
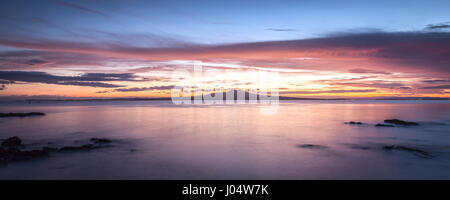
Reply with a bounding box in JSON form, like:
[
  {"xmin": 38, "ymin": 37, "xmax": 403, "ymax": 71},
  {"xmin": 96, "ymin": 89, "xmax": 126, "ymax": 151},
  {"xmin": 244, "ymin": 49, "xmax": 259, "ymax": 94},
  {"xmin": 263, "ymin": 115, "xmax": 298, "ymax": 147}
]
[{"xmin": 0, "ymin": 97, "xmax": 449, "ymax": 102}]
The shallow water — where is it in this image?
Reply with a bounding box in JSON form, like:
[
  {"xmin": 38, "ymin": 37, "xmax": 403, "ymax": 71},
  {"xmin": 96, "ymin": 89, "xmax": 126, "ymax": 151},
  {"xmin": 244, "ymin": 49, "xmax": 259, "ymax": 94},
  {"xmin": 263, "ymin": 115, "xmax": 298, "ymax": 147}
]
[{"xmin": 1, "ymin": 100, "xmax": 449, "ymax": 179}]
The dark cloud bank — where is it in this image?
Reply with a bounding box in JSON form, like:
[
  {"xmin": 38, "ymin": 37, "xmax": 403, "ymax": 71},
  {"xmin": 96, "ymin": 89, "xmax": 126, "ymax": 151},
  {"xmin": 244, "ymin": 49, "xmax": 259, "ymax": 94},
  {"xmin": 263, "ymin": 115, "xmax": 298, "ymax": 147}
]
[{"xmin": 0, "ymin": 71, "xmax": 146, "ymax": 88}]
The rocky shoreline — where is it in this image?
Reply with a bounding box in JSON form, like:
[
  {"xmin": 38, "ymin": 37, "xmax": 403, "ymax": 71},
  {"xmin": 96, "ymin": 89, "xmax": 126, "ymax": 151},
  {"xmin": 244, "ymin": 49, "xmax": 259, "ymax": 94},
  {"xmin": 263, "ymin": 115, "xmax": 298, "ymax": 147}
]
[
  {"xmin": 345, "ymin": 119, "xmax": 420, "ymax": 127},
  {"xmin": 0, "ymin": 136, "xmax": 113, "ymax": 164}
]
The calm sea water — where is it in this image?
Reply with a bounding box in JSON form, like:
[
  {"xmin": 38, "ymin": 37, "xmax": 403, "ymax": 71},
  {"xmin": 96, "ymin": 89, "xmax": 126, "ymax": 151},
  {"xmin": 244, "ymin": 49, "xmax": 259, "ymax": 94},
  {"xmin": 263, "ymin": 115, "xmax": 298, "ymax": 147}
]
[{"xmin": 0, "ymin": 100, "xmax": 449, "ymax": 179}]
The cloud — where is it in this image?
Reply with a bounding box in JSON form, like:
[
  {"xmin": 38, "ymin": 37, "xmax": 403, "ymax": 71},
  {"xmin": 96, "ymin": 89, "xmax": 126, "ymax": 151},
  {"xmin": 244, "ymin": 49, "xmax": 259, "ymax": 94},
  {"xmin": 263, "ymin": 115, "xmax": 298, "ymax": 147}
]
[
  {"xmin": 0, "ymin": 95, "xmax": 96, "ymax": 101},
  {"xmin": 0, "ymin": 71, "xmax": 145, "ymax": 88},
  {"xmin": 24, "ymin": 59, "xmax": 48, "ymax": 66},
  {"xmin": 1, "ymin": 32, "xmax": 449, "ymax": 74},
  {"xmin": 422, "ymin": 79, "xmax": 450, "ymax": 83},
  {"xmin": 420, "ymin": 85, "xmax": 450, "ymax": 89},
  {"xmin": 95, "ymin": 90, "xmax": 110, "ymax": 94},
  {"xmin": 54, "ymin": 0, "xmax": 109, "ymax": 17},
  {"xmin": 266, "ymin": 28, "xmax": 296, "ymax": 32},
  {"xmin": 319, "ymin": 78, "xmax": 405, "ymax": 89},
  {"xmin": 280, "ymin": 89, "xmax": 377, "ymax": 94},
  {"xmin": 75, "ymin": 73, "xmax": 142, "ymax": 81},
  {"xmin": 0, "ymin": 85, "xmax": 5, "ymax": 90},
  {"xmin": 0, "ymin": 50, "xmax": 154, "ymax": 71},
  {"xmin": 335, "ymin": 81, "xmax": 404, "ymax": 89},
  {"xmin": 348, "ymin": 68, "xmax": 391, "ymax": 75},
  {"xmin": 425, "ymin": 22, "xmax": 450, "ymax": 31},
  {"xmin": 58, "ymin": 81, "xmax": 123, "ymax": 88},
  {"xmin": 0, "ymin": 79, "xmax": 13, "ymax": 84},
  {"xmin": 113, "ymin": 85, "xmax": 175, "ymax": 92}
]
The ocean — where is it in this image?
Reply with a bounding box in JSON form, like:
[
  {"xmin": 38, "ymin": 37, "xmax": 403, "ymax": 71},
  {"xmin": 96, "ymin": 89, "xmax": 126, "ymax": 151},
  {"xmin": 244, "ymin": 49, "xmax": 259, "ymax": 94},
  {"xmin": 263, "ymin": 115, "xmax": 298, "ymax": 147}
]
[{"xmin": 1, "ymin": 100, "xmax": 449, "ymax": 179}]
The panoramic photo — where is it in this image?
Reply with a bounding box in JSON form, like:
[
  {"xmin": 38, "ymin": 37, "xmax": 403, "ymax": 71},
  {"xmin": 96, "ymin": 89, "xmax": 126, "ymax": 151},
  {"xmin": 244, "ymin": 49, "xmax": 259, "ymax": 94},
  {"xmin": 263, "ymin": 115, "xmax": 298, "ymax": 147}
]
[{"xmin": 0, "ymin": 0, "xmax": 450, "ymax": 186}]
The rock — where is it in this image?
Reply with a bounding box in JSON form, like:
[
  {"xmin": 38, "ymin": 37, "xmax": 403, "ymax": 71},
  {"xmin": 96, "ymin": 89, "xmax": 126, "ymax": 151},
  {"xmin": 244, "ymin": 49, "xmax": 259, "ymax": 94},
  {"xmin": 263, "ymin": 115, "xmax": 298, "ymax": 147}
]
[
  {"xmin": 20, "ymin": 150, "xmax": 49, "ymax": 159},
  {"xmin": 58, "ymin": 144, "xmax": 96, "ymax": 152},
  {"xmin": 345, "ymin": 144, "xmax": 371, "ymax": 150},
  {"xmin": 383, "ymin": 145, "xmax": 432, "ymax": 158},
  {"xmin": 0, "ymin": 148, "xmax": 8, "ymax": 163},
  {"xmin": 90, "ymin": 138, "xmax": 112, "ymax": 144},
  {"xmin": 1, "ymin": 136, "xmax": 22, "ymax": 147},
  {"xmin": 59, "ymin": 138, "xmax": 114, "ymax": 152},
  {"xmin": 0, "ymin": 112, "xmax": 45, "ymax": 118},
  {"xmin": 0, "ymin": 147, "xmax": 49, "ymax": 163},
  {"xmin": 42, "ymin": 147, "xmax": 58, "ymax": 152},
  {"xmin": 298, "ymin": 144, "xmax": 327, "ymax": 149},
  {"xmin": 384, "ymin": 119, "xmax": 419, "ymax": 126},
  {"xmin": 375, "ymin": 123, "xmax": 395, "ymax": 127},
  {"xmin": 345, "ymin": 121, "xmax": 363, "ymax": 125},
  {"xmin": 1, "ymin": 137, "xmax": 116, "ymax": 164}
]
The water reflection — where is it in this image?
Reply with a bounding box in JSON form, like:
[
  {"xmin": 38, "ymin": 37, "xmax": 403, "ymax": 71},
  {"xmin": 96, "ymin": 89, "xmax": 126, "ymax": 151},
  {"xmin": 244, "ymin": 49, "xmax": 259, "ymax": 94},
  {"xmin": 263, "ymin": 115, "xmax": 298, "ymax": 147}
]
[{"xmin": 0, "ymin": 101, "xmax": 449, "ymax": 179}]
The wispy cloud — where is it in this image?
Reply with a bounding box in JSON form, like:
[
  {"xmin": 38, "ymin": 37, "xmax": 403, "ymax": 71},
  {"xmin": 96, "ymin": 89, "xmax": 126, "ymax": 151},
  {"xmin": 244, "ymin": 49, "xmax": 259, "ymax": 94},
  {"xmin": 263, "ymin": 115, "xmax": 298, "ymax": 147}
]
[
  {"xmin": 0, "ymin": 71, "xmax": 147, "ymax": 88},
  {"xmin": 425, "ymin": 22, "xmax": 450, "ymax": 31},
  {"xmin": 422, "ymin": 79, "xmax": 450, "ymax": 83},
  {"xmin": 348, "ymin": 68, "xmax": 391, "ymax": 75},
  {"xmin": 280, "ymin": 89, "xmax": 377, "ymax": 94},
  {"xmin": 113, "ymin": 85, "xmax": 175, "ymax": 92},
  {"xmin": 266, "ymin": 28, "xmax": 296, "ymax": 32},
  {"xmin": 54, "ymin": 0, "xmax": 109, "ymax": 18},
  {"xmin": 420, "ymin": 85, "xmax": 450, "ymax": 89}
]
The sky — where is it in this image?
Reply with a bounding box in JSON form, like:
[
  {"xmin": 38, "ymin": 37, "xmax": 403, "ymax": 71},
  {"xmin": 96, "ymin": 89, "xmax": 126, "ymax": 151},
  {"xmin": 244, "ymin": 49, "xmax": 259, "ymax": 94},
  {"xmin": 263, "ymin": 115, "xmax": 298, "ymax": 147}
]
[{"xmin": 0, "ymin": 0, "xmax": 449, "ymax": 99}]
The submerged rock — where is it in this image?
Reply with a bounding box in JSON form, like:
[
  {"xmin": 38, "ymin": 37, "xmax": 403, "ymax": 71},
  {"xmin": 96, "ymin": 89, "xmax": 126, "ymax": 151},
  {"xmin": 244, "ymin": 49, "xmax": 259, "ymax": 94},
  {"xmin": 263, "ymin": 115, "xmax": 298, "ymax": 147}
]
[
  {"xmin": 58, "ymin": 138, "xmax": 114, "ymax": 152},
  {"xmin": 129, "ymin": 149, "xmax": 137, "ymax": 152},
  {"xmin": 1, "ymin": 136, "xmax": 22, "ymax": 147},
  {"xmin": 0, "ymin": 112, "xmax": 45, "ymax": 118},
  {"xmin": 375, "ymin": 123, "xmax": 395, "ymax": 127},
  {"xmin": 19, "ymin": 149, "xmax": 49, "ymax": 159},
  {"xmin": 1, "ymin": 136, "xmax": 116, "ymax": 164},
  {"xmin": 0, "ymin": 147, "xmax": 49, "ymax": 163},
  {"xmin": 90, "ymin": 138, "xmax": 112, "ymax": 144},
  {"xmin": 383, "ymin": 145, "xmax": 433, "ymax": 158},
  {"xmin": 58, "ymin": 144, "xmax": 97, "ymax": 152},
  {"xmin": 42, "ymin": 147, "xmax": 58, "ymax": 152},
  {"xmin": 0, "ymin": 148, "xmax": 8, "ymax": 162},
  {"xmin": 345, "ymin": 121, "xmax": 363, "ymax": 125},
  {"xmin": 345, "ymin": 144, "xmax": 371, "ymax": 150},
  {"xmin": 298, "ymin": 144, "xmax": 327, "ymax": 149},
  {"xmin": 384, "ymin": 119, "xmax": 419, "ymax": 126}
]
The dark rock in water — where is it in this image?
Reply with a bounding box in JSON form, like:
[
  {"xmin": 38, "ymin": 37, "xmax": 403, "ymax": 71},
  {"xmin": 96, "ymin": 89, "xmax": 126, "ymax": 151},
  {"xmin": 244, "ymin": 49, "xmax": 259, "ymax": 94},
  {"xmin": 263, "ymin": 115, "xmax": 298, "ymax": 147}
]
[
  {"xmin": 90, "ymin": 138, "xmax": 112, "ymax": 144},
  {"xmin": 298, "ymin": 144, "xmax": 327, "ymax": 149},
  {"xmin": 0, "ymin": 148, "xmax": 8, "ymax": 162},
  {"xmin": 375, "ymin": 123, "xmax": 395, "ymax": 127},
  {"xmin": 345, "ymin": 121, "xmax": 363, "ymax": 125},
  {"xmin": 42, "ymin": 147, "xmax": 58, "ymax": 152},
  {"xmin": 20, "ymin": 149, "xmax": 49, "ymax": 159},
  {"xmin": 1, "ymin": 136, "xmax": 116, "ymax": 164},
  {"xmin": 383, "ymin": 145, "xmax": 433, "ymax": 158},
  {"xmin": 0, "ymin": 147, "xmax": 49, "ymax": 163},
  {"xmin": 59, "ymin": 138, "xmax": 114, "ymax": 152},
  {"xmin": 345, "ymin": 144, "xmax": 371, "ymax": 150},
  {"xmin": 0, "ymin": 112, "xmax": 45, "ymax": 118},
  {"xmin": 1, "ymin": 136, "xmax": 22, "ymax": 147},
  {"xmin": 384, "ymin": 119, "xmax": 419, "ymax": 126},
  {"xmin": 58, "ymin": 144, "xmax": 96, "ymax": 152}
]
